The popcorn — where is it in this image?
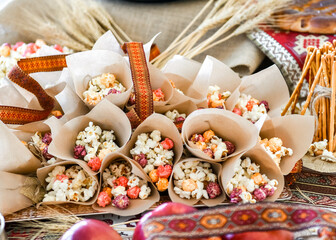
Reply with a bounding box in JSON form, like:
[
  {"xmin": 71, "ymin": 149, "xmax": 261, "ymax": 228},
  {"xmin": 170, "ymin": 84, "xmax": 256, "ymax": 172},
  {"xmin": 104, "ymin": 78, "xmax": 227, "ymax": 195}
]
[
  {"xmin": 0, "ymin": 40, "xmax": 72, "ymax": 82},
  {"xmin": 153, "ymin": 88, "xmax": 165, "ymax": 101},
  {"xmin": 43, "ymin": 165, "xmax": 97, "ymax": 202},
  {"xmin": 130, "ymin": 130, "xmax": 174, "ymax": 191},
  {"xmin": 83, "ymin": 73, "xmax": 126, "ymax": 106},
  {"xmin": 165, "ymin": 110, "xmax": 186, "ymax": 131},
  {"xmin": 173, "ymin": 161, "xmax": 220, "ymax": 200},
  {"xmin": 190, "ymin": 130, "xmax": 235, "ymax": 159},
  {"xmin": 233, "ymin": 94, "xmax": 269, "ymax": 123},
  {"xmin": 74, "ymin": 122, "xmax": 119, "ymax": 171},
  {"xmin": 308, "ymin": 140, "xmax": 336, "ymax": 162},
  {"xmin": 169, "ymin": 79, "xmax": 184, "ymax": 95},
  {"xmin": 98, "ymin": 160, "xmax": 151, "ymax": 209},
  {"xmin": 207, "ymin": 85, "xmax": 231, "ymax": 109},
  {"xmin": 227, "ymin": 157, "xmax": 278, "ymax": 204},
  {"xmin": 260, "ymin": 137, "xmax": 293, "ymax": 166},
  {"xmin": 29, "ymin": 132, "xmax": 56, "ymax": 165}
]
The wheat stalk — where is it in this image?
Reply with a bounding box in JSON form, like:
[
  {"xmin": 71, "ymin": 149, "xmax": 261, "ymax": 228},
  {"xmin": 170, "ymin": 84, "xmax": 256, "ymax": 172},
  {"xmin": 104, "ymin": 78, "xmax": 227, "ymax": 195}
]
[
  {"xmin": 1, "ymin": 0, "xmax": 131, "ymax": 51},
  {"xmin": 152, "ymin": 0, "xmax": 292, "ymax": 68}
]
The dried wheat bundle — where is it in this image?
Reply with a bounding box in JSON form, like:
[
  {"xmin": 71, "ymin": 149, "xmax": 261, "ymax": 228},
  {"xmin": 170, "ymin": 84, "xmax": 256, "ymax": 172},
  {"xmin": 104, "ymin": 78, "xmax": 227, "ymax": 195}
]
[
  {"xmin": 1, "ymin": 0, "xmax": 131, "ymax": 51},
  {"xmin": 151, "ymin": 0, "xmax": 291, "ymax": 69}
]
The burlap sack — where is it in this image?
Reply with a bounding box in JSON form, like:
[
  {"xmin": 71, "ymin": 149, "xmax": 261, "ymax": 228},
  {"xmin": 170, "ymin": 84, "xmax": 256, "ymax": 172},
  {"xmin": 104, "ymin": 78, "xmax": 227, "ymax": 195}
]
[
  {"xmin": 181, "ymin": 108, "xmax": 258, "ymax": 162},
  {"xmin": 260, "ymin": 115, "xmax": 315, "ymax": 175},
  {"xmin": 48, "ymin": 99, "xmax": 132, "ymax": 175},
  {"xmin": 221, "ymin": 145, "xmax": 284, "ymax": 202},
  {"xmin": 92, "ymin": 152, "xmax": 159, "ymax": 216},
  {"xmin": 0, "ymin": 171, "xmax": 44, "ymax": 216},
  {"xmin": 168, "ymin": 158, "xmax": 226, "ymax": 207},
  {"xmin": 37, "ymin": 160, "xmax": 99, "ymax": 206}
]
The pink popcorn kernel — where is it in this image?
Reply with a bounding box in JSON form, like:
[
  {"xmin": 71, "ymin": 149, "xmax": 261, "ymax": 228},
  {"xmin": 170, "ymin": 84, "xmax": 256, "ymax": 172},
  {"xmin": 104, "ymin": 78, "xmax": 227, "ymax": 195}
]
[
  {"xmin": 128, "ymin": 93, "xmax": 136, "ymax": 105},
  {"xmin": 12, "ymin": 42, "xmax": 24, "ymax": 51},
  {"xmin": 42, "ymin": 133, "xmax": 52, "ymax": 145},
  {"xmin": 230, "ymin": 188, "xmax": 242, "ymax": 203},
  {"xmin": 42, "ymin": 146, "xmax": 54, "ymax": 160},
  {"xmin": 206, "ymin": 182, "xmax": 222, "ymax": 199},
  {"xmin": 259, "ymin": 100, "xmax": 270, "ymax": 112},
  {"xmin": 203, "ymin": 148, "xmax": 214, "ymax": 158},
  {"xmin": 88, "ymin": 157, "xmax": 102, "ymax": 172},
  {"xmin": 161, "ymin": 138, "xmax": 174, "ymax": 150},
  {"xmin": 108, "ymin": 89, "xmax": 121, "ymax": 95},
  {"xmin": 97, "ymin": 191, "xmax": 112, "ymax": 208},
  {"xmin": 133, "ymin": 153, "xmax": 148, "ymax": 168},
  {"xmin": 113, "ymin": 195, "xmax": 130, "ymax": 209},
  {"xmin": 260, "ymin": 185, "xmax": 275, "ymax": 197},
  {"xmin": 73, "ymin": 145, "xmax": 87, "ymax": 159},
  {"xmin": 253, "ymin": 188, "xmax": 267, "ymax": 202},
  {"xmin": 56, "ymin": 174, "xmax": 69, "ymax": 182},
  {"xmin": 53, "ymin": 44, "xmax": 63, "ymax": 53},
  {"xmin": 190, "ymin": 134, "xmax": 205, "ymax": 143},
  {"xmin": 224, "ymin": 141, "xmax": 235, "ymax": 156}
]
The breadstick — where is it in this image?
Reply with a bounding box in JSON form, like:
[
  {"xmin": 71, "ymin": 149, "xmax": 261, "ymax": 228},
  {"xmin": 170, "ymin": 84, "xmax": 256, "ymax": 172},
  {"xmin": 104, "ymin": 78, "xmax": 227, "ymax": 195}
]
[
  {"xmin": 281, "ymin": 49, "xmax": 317, "ymax": 116},
  {"xmin": 329, "ymin": 61, "xmax": 336, "ymax": 152},
  {"xmin": 300, "ymin": 64, "xmax": 323, "ymax": 115}
]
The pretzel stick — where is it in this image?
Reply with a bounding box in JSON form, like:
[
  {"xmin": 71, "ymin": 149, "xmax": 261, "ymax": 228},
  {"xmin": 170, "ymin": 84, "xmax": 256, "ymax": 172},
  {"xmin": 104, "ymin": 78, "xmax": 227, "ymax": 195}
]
[
  {"xmin": 329, "ymin": 61, "xmax": 336, "ymax": 152},
  {"xmin": 301, "ymin": 64, "xmax": 323, "ymax": 115},
  {"xmin": 321, "ymin": 74, "xmax": 327, "ymax": 140},
  {"xmin": 281, "ymin": 49, "xmax": 317, "ymax": 116},
  {"xmin": 291, "ymin": 93, "xmax": 299, "ymax": 114},
  {"xmin": 322, "ymin": 57, "xmax": 330, "ymax": 88}
]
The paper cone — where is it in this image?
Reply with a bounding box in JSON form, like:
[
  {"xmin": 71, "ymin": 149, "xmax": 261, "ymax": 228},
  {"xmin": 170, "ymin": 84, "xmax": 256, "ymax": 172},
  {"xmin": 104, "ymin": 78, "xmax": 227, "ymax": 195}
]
[
  {"xmin": 0, "ymin": 120, "xmax": 42, "ymax": 174},
  {"xmin": 48, "ymin": 100, "xmax": 132, "ymax": 175},
  {"xmin": 260, "ymin": 115, "xmax": 315, "ymax": 175},
  {"xmin": 122, "ymin": 113, "xmax": 183, "ymax": 171},
  {"xmin": 37, "ymin": 160, "xmax": 99, "ymax": 206},
  {"xmin": 237, "ymin": 65, "xmax": 290, "ymax": 117},
  {"xmin": 163, "ymin": 55, "xmax": 207, "ymax": 106},
  {"xmin": 0, "ymin": 77, "xmax": 29, "ymax": 108},
  {"xmin": 92, "ymin": 152, "xmax": 160, "ymax": 216},
  {"xmin": 0, "ymin": 171, "xmax": 42, "ymax": 216},
  {"xmin": 66, "ymin": 50, "xmax": 133, "ymax": 109},
  {"xmin": 221, "ymin": 145, "xmax": 284, "ymax": 202},
  {"xmin": 181, "ymin": 108, "xmax": 258, "ymax": 162},
  {"xmin": 168, "ymin": 158, "xmax": 226, "ymax": 207}
]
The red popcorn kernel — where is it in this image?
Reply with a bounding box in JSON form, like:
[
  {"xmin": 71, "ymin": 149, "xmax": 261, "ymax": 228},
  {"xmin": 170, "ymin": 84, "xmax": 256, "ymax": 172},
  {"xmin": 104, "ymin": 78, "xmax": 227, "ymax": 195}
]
[
  {"xmin": 246, "ymin": 100, "xmax": 257, "ymax": 111},
  {"xmin": 224, "ymin": 141, "xmax": 236, "ymax": 155},
  {"xmin": 174, "ymin": 116, "xmax": 185, "ymax": 131},
  {"xmin": 97, "ymin": 191, "xmax": 112, "ymax": 208},
  {"xmin": 161, "ymin": 138, "xmax": 174, "ymax": 150},
  {"xmin": 114, "ymin": 176, "xmax": 128, "ymax": 187},
  {"xmin": 203, "ymin": 148, "xmax": 214, "ymax": 158},
  {"xmin": 42, "ymin": 132, "xmax": 52, "ymax": 145},
  {"xmin": 53, "ymin": 44, "xmax": 63, "ymax": 52},
  {"xmin": 190, "ymin": 134, "xmax": 205, "ymax": 143},
  {"xmin": 88, "ymin": 157, "xmax": 102, "ymax": 172},
  {"xmin": 153, "ymin": 88, "xmax": 165, "ymax": 102},
  {"xmin": 127, "ymin": 186, "xmax": 141, "ymax": 199},
  {"xmin": 73, "ymin": 145, "xmax": 87, "ymax": 160},
  {"xmin": 112, "ymin": 195, "xmax": 130, "ymax": 209},
  {"xmin": 56, "ymin": 174, "xmax": 69, "ymax": 182},
  {"xmin": 157, "ymin": 165, "xmax": 173, "ymax": 178},
  {"xmin": 232, "ymin": 107, "xmax": 242, "ymax": 116},
  {"xmin": 206, "ymin": 182, "xmax": 222, "ymax": 199},
  {"xmin": 259, "ymin": 100, "xmax": 270, "ymax": 112},
  {"xmin": 24, "ymin": 43, "xmax": 37, "ymax": 56}
]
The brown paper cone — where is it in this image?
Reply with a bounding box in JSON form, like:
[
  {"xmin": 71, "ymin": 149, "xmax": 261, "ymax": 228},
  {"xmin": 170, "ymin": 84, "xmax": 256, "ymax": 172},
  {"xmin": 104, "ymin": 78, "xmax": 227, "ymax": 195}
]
[
  {"xmin": 66, "ymin": 50, "xmax": 133, "ymax": 109},
  {"xmin": 122, "ymin": 113, "xmax": 183, "ymax": 171},
  {"xmin": 0, "ymin": 77, "xmax": 29, "ymax": 108},
  {"xmin": 148, "ymin": 64, "xmax": 174, "ymax": 107},
  {"xmin": 221, "ymin": 145, "xmax": 284, "ymax": 202},
  {"xmin": 163, "ymin": 56, "xmax": 207, "ymax": 106},
  {"xmin": 0, "ymin": 120, "xmax": 42, "ymax": 174},
  {"xmin": 0, "ymin": 171, "xmax": 39, "ymax": 216},
  {"xmin": 239, "ymin": 65, "xmax": 290, "ymax": 118},
  {"xmin": 168, "ymin": 158, "xmax": 226, "ymax": 207},
  {"xmin": 92, "ymin": 152, "xmax": 160, "ymax": 216},
  {"xmin": 181, "ymin": 108, "xmax": 258, "ymax": 162},
  {"xmin": 260, "ymin": 115, "xmax": 315, "ymax": 175},
  {"xmin": 48, "ymin": 99, "xmax": 132, "ymax": 175},
  {"xmin": 37, "ymin": 160, "xmax": 99, "ymax": 206}
]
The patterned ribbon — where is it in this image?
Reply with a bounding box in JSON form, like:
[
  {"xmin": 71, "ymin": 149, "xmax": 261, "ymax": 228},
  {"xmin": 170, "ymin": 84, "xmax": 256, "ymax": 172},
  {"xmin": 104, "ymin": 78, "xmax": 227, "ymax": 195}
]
[
  {"xmin": 143, "ymin": 202, "xmax": 336, "ymax": 240},
  {"xmin": 123, "ymin": 42, "xmax": 153, "ymax": 128},
  {"xmin": 0, "ymin": 55, "xmax": 67, "ymax": 125}
]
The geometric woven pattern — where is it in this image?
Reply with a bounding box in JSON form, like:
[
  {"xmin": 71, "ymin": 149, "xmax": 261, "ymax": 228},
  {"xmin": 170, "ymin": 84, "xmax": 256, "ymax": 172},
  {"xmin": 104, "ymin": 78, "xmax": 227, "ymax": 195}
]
[{"xmin": 0, "ymin": 55, "xmax": 67, "ymax": 125}]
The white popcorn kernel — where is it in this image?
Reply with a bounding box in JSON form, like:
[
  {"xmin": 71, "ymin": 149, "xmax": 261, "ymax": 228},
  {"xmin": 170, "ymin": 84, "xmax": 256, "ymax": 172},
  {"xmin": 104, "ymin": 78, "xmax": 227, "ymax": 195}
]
[
  {"xmin": 128, "ymin": 175, "xmax": 140, "ymax": 188},
  {"xmin": 174, "ymin": 165, "xmax": 185, "ymax": 180},
  {"xmin": 174, "ymin": 187, "xmax": 191, "ymax": 199},
  {"xmin": 112, "ymin": 186, "xmax": 126, "ymax": 197},
  {"xmin": 139, "ymin": 185, "xmax": 151, "ymax": 199},
  {"xmin": 150, "ymin": 130, "xmax": 161, "ymax": 142}
]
